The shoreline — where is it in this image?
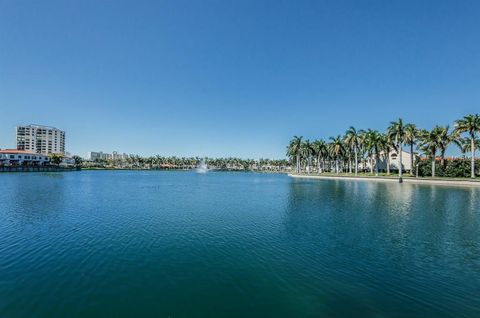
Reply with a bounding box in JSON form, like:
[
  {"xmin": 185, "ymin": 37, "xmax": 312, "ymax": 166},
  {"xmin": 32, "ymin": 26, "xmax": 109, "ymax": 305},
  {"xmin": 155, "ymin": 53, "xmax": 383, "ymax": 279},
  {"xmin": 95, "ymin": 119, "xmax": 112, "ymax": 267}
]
[
  {"xmin": 81, "ymin": 167, "xmax": 288, "ymax": 173},
  {"xmin": 288, "ymin": 173, "xmax": 480, "ymax": 188}
]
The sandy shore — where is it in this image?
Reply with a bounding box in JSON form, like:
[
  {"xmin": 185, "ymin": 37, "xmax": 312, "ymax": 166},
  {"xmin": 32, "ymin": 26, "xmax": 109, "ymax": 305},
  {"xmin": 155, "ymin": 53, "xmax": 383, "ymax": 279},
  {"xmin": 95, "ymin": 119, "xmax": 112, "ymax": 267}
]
[{"xmin": 288, "ymin": 173, "xmax": 480, "ymax": 188}]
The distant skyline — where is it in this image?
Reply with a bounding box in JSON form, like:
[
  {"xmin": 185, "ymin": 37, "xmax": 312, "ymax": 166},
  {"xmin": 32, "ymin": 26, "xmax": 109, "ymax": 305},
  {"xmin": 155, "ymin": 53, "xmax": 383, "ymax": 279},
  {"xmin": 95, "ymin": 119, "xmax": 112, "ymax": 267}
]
[{"xmin": 1, "ymin": 0, "xmax": 479, "ymax": 158}]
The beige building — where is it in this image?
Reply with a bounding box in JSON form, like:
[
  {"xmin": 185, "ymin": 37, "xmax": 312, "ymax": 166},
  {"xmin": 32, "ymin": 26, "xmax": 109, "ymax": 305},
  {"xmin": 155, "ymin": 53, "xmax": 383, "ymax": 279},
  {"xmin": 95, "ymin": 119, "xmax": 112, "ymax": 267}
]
[
  {"xmin": 365, "ymin": 149, "xmax": 415, "ymax": 172},
  {"xmin": 16, "ymin": 124, "xmax": 65, "ymax": 155}
]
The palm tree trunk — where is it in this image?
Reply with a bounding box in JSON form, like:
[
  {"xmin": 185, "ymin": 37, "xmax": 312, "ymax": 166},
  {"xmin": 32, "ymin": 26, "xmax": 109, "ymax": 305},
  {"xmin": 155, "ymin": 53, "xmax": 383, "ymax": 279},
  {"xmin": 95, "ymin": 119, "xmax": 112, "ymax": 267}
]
[
  {"xmin": 336, "ymin": 157, "xmax": 339, "ymax": 174},
  {"xmin": 296, "ymin": 154, "xmax": 300, "ymax": 174},
  {"xmin": 471, "ymin": 137, "xmax": 475, "ymax": 178},
  {"xmin": 432, "ymin": 157, "xmax": 436, "ymax": 177},
  {"xmin": 398, "ymin": 143, "xmax": 403, "ymax": 179},
  {"xmin": 386, "ymin": 153, "xmax": 390, "ymax": 175},
  {"xmin": 354, "ymin": 148, "xmax": 358, "ymax": 175},
  {"xmin": 410, "ymin": 143, "xmax": 414, "ymax": 176}
]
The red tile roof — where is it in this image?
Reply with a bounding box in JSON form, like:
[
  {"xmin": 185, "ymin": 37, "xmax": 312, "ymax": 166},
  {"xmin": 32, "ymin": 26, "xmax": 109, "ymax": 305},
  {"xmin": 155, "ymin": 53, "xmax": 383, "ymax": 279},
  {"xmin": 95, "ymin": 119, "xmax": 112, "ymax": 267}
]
[{"xmin": 0, "ymin": 149, "xmax": 39, "ymax": 155}]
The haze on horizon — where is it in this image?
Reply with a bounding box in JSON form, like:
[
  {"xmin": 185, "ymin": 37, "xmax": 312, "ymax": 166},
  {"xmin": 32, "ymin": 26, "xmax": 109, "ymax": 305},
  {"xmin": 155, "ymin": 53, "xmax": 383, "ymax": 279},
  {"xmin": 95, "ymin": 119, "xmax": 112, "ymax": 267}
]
[{"xmin": 1, "ymin": 0, "xmax": 479, "ymax": 158}]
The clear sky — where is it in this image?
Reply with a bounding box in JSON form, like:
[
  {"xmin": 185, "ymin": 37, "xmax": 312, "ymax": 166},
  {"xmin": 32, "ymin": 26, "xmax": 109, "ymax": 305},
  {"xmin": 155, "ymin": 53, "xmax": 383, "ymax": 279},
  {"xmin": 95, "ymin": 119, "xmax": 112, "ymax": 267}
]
[{"xmin": 1, "ymin": 0, "xmax": 479, "ymax": 158}]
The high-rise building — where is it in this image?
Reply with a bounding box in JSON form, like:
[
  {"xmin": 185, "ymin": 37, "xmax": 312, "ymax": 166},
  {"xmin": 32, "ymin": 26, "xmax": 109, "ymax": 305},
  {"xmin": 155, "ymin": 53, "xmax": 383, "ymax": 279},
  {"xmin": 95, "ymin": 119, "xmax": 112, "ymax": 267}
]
[{"xmin": 16, "ymin": 124, "xmax": 66, "ymax": 155}]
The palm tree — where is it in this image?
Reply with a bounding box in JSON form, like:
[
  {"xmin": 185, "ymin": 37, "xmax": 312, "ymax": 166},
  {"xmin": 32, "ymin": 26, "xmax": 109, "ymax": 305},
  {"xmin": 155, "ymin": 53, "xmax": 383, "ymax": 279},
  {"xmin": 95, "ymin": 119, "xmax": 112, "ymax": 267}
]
[
  {"xmin": 378, "ymin": 133, "xmax": 395, "ymax": 175},
  {"xmin": 287, "ymin": 136, "xmax": 303, "ymax": 173},
  {"xmin": 328, "ymin": 136, "xmax": 345, "ymax": 174},
  {"xmin": 301, "ymin": 139, "xmax": 314, "ymax": 174},
  {"xmin": 387, "ymin": 118, "xmax": 406, "ymax": 180},
  {"xmin": 357, "ymin": 129, "xmax": 367, "ymax": 173},
  {"xmin": 437, "ymin": 126, "xmax": 457, "ymax": 168},
  {"xmin": 455, "ymin": 137, "xmax": 480, "ymax": 157},
  {"xmin": 419, "ymin": 126, "xmax": 443, "ymax": 177},
  {"xmin": 454, "ymin": 114, "xmax": 480, "ymax": 178},
  {"xmin": 312, "ymin": 139, "xmax": 327, "ymax": 173},
  {"xmin": 404, "ymin": 123, "xmax": 418, "ymax": 176},
  {"xmin": 364, "ymin": 129, "xmax": 382, "ymax": 175},
  {"xmin": 344, "ymin": 127, "xmax": 361, "ymax": 175}
]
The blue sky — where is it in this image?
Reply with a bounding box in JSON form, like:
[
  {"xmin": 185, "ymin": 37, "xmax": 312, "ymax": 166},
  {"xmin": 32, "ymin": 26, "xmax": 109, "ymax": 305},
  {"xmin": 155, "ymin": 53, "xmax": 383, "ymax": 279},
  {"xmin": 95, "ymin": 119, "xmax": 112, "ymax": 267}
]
[{"xmin": 1, "ymin": 0, "xmax": 479, "ymax": 158}]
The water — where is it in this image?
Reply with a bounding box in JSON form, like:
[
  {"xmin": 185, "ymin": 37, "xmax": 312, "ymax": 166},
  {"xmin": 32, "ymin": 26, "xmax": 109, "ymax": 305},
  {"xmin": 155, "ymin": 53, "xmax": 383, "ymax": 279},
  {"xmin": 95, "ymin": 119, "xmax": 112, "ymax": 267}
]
[{"xmin": 0, "ymin": 171, "xmax": 479, "ymax": 318}]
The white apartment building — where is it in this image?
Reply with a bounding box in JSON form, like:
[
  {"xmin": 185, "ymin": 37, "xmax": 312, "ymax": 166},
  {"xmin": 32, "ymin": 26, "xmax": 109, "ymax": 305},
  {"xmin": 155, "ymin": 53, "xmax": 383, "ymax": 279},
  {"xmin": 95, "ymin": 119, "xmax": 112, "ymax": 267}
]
[
  {"xmin": 87, "ymin": 151, "xmax": 132, "ymax": 161},
  {"xmin": 88, "ymin": 151, "xmax": 111, "ymax": 161},
  {"xmin": 0, "ymin": 149, "xmax": 49, "ymax": 166},
  {"xmin": 16, "ymin": 124, "xmax": 65, "ymax": 155}
]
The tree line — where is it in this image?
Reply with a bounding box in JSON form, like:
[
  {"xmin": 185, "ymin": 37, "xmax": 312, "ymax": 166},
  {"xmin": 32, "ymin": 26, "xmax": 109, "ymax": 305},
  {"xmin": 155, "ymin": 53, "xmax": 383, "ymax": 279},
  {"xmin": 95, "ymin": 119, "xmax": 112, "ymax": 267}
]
[
  {"xmin": 287, "ymin": 114, "xmax": 480, "ymax": 178},
  {"xmin": 83, "ymin": 155, "xmax": 289, "ymax": 172}
]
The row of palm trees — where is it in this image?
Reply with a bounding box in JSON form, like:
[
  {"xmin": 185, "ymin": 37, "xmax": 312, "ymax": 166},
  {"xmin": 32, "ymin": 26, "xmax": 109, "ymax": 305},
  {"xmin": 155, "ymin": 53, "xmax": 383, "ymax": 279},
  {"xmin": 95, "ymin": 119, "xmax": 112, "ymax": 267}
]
[
  {"xmin": 85, "ymin": 155, "xmax": 290, "ymax": 171},
  {"xmin": 287, "ymin": 114, "xmax": 480, "ymax": 178}
]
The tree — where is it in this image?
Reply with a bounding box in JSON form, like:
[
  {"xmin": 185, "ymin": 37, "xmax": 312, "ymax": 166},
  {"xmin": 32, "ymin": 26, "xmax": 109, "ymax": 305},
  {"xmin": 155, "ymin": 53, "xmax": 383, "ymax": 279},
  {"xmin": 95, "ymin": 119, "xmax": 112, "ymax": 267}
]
[
  {"xmin": 300, "ymin": 140, "xmax": 314, "ymax": 174},
  {"xmin": 387, "ymin": 118, "xmax": 406, "ymax": 180},
  {"xmin": 455, "ymin": 137, "xmax": 480, "ymax": 157},
  {"xmin": 364, "ymin": 129, "xmax": 381, "ymax": 175},
  {"xmin": 312, "ymin": 139, "xmax": 327, "ymax": 173},
  {"xmin": 419, "ymin": 126, "xmax": 443, "ymax": 177},
  {"xmin": 454, "ymin": 114, "xmax": 480, "ymax": 178},
  {"xmin": 404, "ymin": 123, "xmax": 418, "ymax": 176},
  {"xmin": 378, "ymin": 133, "xmax": 395, "ymax": 175},
  {"xmin": 437, "ymin": 126, "xmax": 457, "ymax": 168},
  {"xmin": 72, "ymin": 155, "xmax": 83, "ymax": 167},
  {"xmin": 49, "ymin": 153, "xmax": 63, "ymax": 166},
  {"xmin": 328, "ymin": 136, "xmax": 345, "ymax": 174},
  {"xmin": 344, "ymin": 126, "xmax": 361, "ymax": 175},
  {"xmin": 287, "ymin": 136, "xmax": 303, "ymax": 173}
]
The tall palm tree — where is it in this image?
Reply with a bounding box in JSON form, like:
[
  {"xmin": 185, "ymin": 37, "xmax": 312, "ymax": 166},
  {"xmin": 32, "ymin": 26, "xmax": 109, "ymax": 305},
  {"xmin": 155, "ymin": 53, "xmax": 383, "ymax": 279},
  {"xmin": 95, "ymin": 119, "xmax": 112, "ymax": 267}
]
[
  {"xmin": 387, "ymin": 118, "xmax": 406, "ymax": 180},
  {"xmin": 344, "ymin": 126, "xmax": 361, "ymax": 175},
  {"xmin": 328, "ymin": 136, "xmax": 345, "ymax": 174},
  {"xmin": 357, "ymin": 129, "xmax": 367, "ymax": 173},
  {"xmin": 287, "ymin": 136, "xmax": 302, "ymax": 173},
  {"xmin": 437, "ymin": 126, "xmax": 457, "ymax": 168},
  {"xmin": 364, "ymin": 129, "xmax": 382, "ymax": 175},
  {"xmin": 419, "ymin": 126, "xmax": 443, "ymax": 177},
  {"xmin": 378, "ymin": 133, "xmax": 395, "ymax": 175},
  {"xmin": 301, "ymin": 139, "xmax": 314, "ymax": 174},
  {"xmin": 454, "ymin": 114, "xmax": 480, "ymax": 178},
  {"xmin": 312, "ymin": 139, "xmax": 327, "ymax": 173},
  {"xmin": 404, "ymin": 123, "xmax": 418, "ymax": 176},
  {"xmin": 455, "ymin": 137, "xmax": 480, "ymax": 157}
]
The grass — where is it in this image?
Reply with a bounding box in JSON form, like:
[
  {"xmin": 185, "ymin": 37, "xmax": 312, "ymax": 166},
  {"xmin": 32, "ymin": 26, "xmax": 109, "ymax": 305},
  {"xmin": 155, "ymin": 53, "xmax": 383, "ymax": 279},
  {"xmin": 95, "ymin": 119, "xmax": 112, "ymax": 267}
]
[{"xmin": 291, "ymin": 172, "xmax": 479, "ymax": 182}]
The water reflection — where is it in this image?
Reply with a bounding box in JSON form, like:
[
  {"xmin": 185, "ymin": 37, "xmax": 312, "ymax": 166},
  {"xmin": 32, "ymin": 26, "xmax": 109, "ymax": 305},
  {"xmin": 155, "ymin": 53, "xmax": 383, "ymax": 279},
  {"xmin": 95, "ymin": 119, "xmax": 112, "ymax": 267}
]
[
  {"xmin": 284, "ymin": 178, "xmax": 480, "ymax": 265},
  {"xmin": 283, "ymin": 178, "xmax": 480, "ymax": 316}
]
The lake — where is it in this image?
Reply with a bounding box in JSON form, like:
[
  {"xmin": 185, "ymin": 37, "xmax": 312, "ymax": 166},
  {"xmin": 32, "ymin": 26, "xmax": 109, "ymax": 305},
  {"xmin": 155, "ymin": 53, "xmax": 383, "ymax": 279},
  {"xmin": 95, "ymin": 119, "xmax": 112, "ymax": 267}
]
[{"xmin": 1, "ymin": 171, "xmax": 479, "ymax": 317}]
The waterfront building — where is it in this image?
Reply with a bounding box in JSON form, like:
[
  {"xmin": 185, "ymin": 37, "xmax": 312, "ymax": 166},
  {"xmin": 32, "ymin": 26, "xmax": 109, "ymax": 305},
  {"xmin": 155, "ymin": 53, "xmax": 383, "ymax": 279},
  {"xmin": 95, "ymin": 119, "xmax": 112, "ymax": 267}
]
[
  {"xmin": 363, "ymin": 150, "xmax": 415, "ymax": 172},
  {"xmin": 16, "ymin": 124, "xmax": 65, "ymax": 155},
  {"xmin": 87, "ymin": 151, "xmax": 133, "ymax": 161},
  {"xmin": 87, "ymin": 151, "xmax": 113, "ymax": 161},
  {"xmin": 0, "ymin": 149, "xmax": 49, "ymax": 166}
]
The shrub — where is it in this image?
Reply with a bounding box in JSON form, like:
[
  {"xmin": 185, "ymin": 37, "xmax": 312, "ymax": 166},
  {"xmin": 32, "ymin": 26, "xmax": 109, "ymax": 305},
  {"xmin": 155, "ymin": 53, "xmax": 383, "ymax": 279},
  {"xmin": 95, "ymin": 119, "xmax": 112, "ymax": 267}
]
[{"xmin": 417, "ymin": 158, "xmax": 480, "ymax": 178}]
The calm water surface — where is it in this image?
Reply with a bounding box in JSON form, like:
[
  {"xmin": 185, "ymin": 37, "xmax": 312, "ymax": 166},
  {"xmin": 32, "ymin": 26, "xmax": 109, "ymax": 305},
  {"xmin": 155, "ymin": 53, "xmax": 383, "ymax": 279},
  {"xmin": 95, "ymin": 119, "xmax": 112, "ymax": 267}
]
[{"xmin": 1, "ymin": 171, "xmax": 479, "ymax": 317}]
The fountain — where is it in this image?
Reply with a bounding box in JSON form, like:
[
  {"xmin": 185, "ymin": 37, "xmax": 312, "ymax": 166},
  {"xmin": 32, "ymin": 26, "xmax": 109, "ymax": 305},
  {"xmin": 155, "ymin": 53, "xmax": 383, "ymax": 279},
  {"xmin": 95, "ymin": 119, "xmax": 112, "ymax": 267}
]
[{"xmin": 196, "ymin": 158, "xmax": 208, "ymax": 173}]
